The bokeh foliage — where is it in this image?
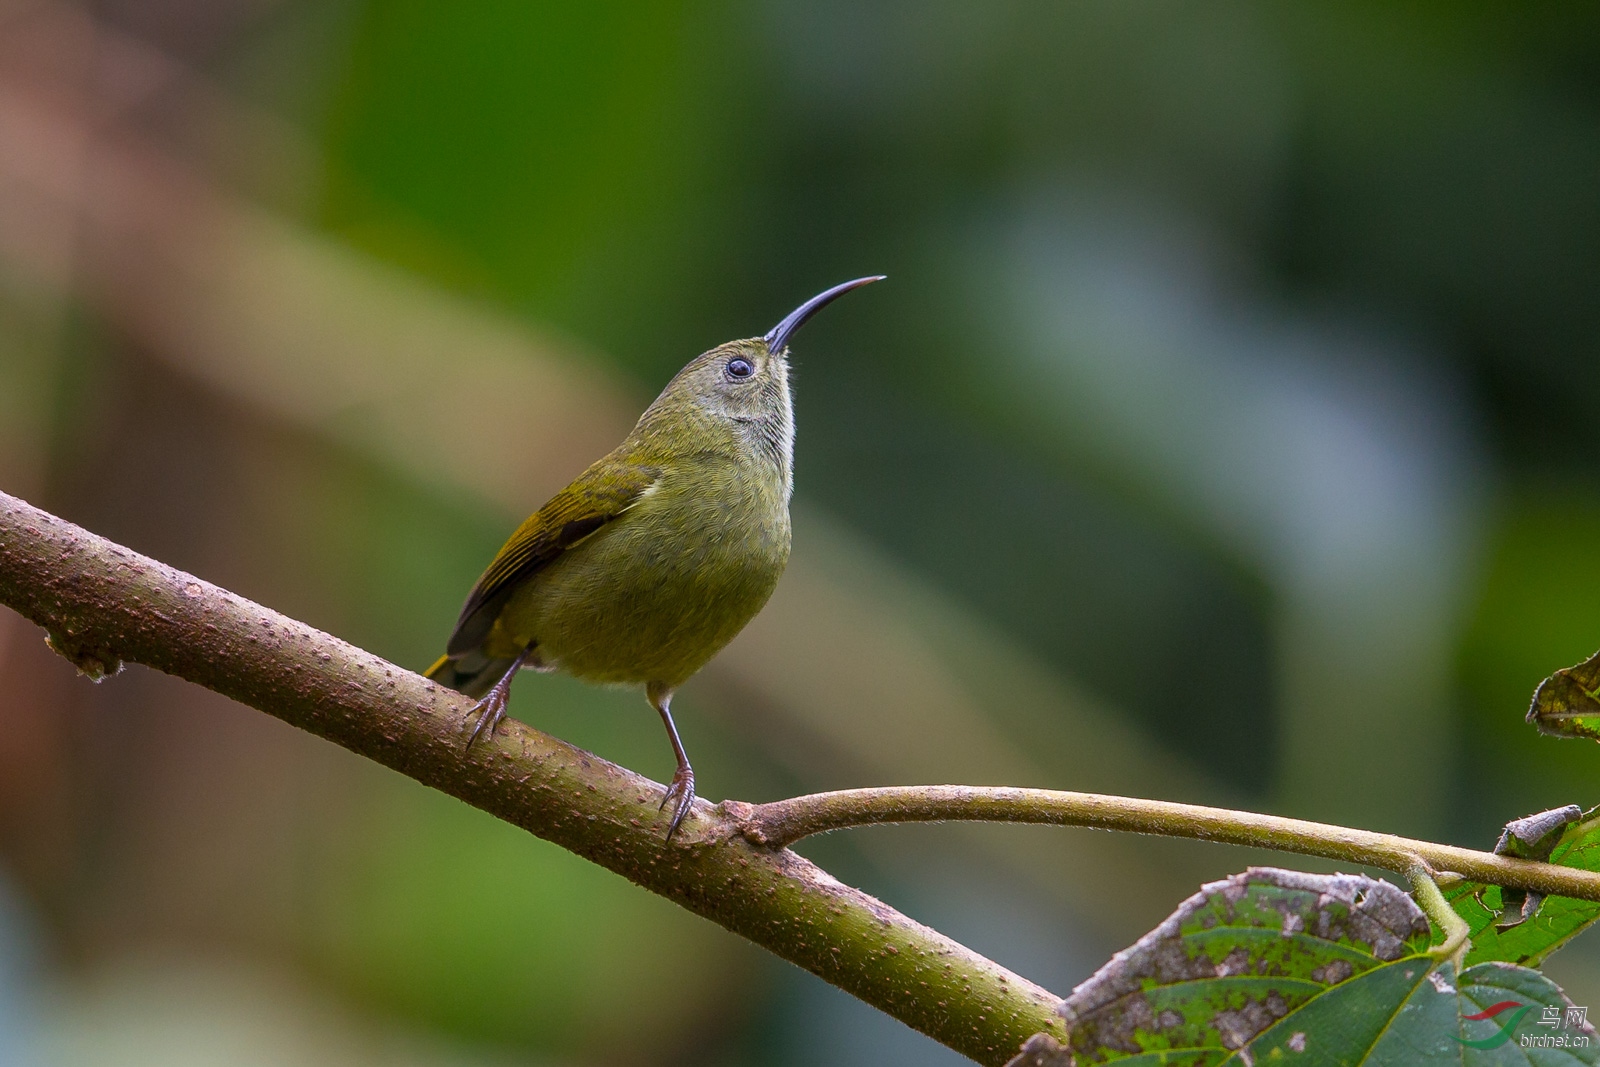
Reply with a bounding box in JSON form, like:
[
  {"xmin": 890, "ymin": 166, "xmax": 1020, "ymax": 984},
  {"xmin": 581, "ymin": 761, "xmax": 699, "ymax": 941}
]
[{"xmin": 4, "ymin": 2, "xmax": 1600, "ymax": 1064}]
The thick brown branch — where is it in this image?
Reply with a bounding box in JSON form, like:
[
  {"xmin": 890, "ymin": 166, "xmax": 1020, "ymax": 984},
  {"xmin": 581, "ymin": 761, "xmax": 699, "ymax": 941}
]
[
  {"xmin": 0, "ymin": 490, "xmax": 1063, "ymax": 1066},
  {"xmin": 14, "ymin": 487, "xmax": 1595, "ymax": 1064},
  {"xmin": 739, "ymin": 787, "xmax": 1600, "ymax": 902}
]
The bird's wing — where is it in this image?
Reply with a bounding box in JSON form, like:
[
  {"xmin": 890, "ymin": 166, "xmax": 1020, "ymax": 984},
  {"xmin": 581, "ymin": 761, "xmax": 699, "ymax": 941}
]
[{"xmin": 445, "ymin": 459, "xmax": 660, "ymax": 656}]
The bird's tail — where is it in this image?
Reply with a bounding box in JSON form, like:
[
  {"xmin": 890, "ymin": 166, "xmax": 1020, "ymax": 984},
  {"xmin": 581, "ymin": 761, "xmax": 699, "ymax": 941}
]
[{"xmin": 424, "ymin": 652, "xmax": 515, "ymax": 700}]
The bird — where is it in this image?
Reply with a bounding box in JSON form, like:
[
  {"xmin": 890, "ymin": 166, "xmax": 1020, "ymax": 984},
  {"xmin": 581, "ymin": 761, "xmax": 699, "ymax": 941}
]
[{"xmin": 425, "ymin": 276, "xmax": 883, "ymax": 838}]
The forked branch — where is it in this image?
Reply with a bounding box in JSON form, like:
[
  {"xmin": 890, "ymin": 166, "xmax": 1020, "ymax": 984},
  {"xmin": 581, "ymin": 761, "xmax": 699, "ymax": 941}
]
[{"xmin": 1, "ymin": 489, "xmax": 1593, "ymax": 1066}]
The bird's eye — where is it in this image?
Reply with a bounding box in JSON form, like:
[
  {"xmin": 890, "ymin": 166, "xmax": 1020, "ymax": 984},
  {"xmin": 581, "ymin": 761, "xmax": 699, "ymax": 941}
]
[{"xmin": 725, "ymin": 357, "xmax": 755, "ymax": 380}]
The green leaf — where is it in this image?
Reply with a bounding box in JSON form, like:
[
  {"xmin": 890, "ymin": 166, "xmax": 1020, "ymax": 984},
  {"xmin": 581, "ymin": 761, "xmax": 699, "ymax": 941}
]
[
  {"xmin": 1058, "ymin": 869, "xmax": 1600, "ymax": 1065},
  {"xmin": 1528, "ymin": 648, "xmax": 1600, "ymax": 742},
  {"xmin": 1457, "ymin": 964, "xmax": 1597, "ymax": 1060},
  {"xmin": 1061, "ymin": 868, "xmax": 1432, "ymax": 1064},
  {"xmin": 1243, "ymin": 961, "xmax": 1598, "ymax": 1064},
  {"xmin": 1446, "ymin": 809, "xmax": 1600, "ymax": 968}
]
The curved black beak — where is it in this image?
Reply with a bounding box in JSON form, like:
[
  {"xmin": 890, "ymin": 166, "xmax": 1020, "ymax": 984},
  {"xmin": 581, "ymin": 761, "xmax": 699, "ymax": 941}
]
[{"xmin": 764, "ymin": 276, "xmax": 885, "ymax": 354}]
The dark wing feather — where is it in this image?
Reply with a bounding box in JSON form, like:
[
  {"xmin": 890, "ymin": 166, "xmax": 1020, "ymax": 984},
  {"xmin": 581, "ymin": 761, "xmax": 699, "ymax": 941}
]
[{"xmin": 445, "ymin": 459, "xmax": 658, "ymax": 656}]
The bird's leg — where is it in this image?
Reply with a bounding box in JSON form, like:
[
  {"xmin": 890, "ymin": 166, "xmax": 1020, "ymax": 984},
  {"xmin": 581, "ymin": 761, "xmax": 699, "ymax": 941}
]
[
  {"xmin": 648, "ymin": 682, "xmax": 695, "ymax": 840},
  {"xmin": 465, "ymin": 645, "xmax": 537, "ymax": 748}
]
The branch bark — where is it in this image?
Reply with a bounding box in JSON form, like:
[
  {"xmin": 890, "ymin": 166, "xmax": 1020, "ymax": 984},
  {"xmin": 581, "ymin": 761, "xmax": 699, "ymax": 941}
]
[
  {"xmin": 0, "ymin": 490, "xmax": 1064, "ymax": 1065},
  {"xmin": 6, "ymin": 488, "xmax": 1599, "ymax": 1065}
]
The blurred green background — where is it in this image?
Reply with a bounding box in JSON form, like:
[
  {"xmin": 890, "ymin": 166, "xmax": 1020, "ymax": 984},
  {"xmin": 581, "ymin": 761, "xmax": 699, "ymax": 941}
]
[{"xmin": 2, "ymin": 2, "xmax": 1600, "ymax": 1064}]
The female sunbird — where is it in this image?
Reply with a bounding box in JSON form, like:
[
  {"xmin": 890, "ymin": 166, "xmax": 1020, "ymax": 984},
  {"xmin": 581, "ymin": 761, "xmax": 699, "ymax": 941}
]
[{"xmin": 426, "ymin": 277, "xmax": 883, "ymax": 837}]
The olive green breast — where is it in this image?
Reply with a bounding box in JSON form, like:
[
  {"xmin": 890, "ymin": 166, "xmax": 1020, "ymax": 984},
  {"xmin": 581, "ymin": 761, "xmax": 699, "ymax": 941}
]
[{"xmin": 494, "ymin": 456, "xmax": 791, "ymax": 688}]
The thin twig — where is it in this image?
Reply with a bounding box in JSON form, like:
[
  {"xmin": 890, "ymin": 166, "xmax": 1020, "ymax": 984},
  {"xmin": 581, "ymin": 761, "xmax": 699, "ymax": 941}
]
[{"xmin": 737, "ymin": 786, "xmax": 1600, "ymax": 903}]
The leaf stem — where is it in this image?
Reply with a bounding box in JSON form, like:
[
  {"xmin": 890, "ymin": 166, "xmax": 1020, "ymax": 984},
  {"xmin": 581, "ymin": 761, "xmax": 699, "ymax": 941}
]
[{"xmin": 1407, "ymin": 860, "xmax": 1469, "ymax": 970}]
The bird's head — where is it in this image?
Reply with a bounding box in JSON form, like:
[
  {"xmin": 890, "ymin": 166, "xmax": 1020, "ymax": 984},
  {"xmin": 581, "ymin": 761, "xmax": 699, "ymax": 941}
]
[{"xmin": 662, "ymin": 276, "xmax": 884, "ymax": 425}]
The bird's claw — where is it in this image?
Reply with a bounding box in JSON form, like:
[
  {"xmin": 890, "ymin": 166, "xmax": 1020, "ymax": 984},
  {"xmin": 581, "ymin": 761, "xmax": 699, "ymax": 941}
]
[
  {"xmin": 465, "ymin": 690, "xmax": 507, "ymax": 748},
  {"xmin": 660, "ymin": 766, "xmax": 696, "ymax": 841}
]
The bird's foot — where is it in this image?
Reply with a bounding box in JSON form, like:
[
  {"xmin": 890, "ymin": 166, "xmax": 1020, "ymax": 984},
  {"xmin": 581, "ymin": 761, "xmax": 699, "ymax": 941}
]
[
  {"xmin": 462, "ymin": 646, "xmax": 536, "ymax": 749},
  {"xmin": 465, "ymin": 686, "xmax": 509, "ymax": 748},
  {"xmin": 660, "ymin": 765, "xmax": 696, "ymax": 841}
]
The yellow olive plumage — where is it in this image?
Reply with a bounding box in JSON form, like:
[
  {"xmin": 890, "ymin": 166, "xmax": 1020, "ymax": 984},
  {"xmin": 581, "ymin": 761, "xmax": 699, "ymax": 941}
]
[{"xmin": 426, "ymin": 277, "xmax": 882, "ymax": 837}]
